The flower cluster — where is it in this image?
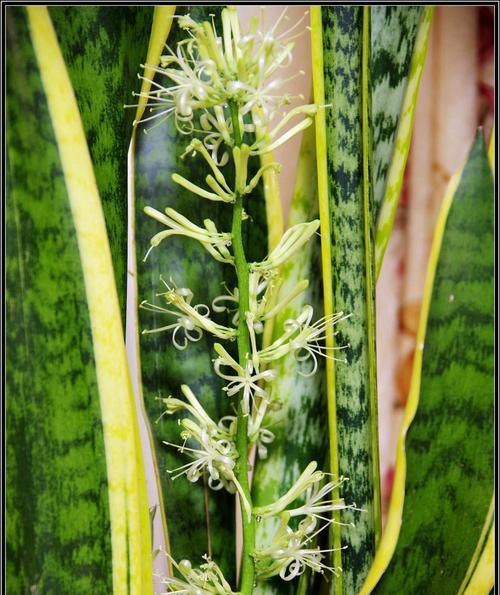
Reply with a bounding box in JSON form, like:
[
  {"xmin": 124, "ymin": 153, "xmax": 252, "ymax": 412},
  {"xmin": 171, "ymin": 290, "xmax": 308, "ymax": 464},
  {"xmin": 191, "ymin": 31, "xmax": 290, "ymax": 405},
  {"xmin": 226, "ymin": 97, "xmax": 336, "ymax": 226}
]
[
  {"xmin": 156, "ymin": 551, "xmax": 235, "ymax": 594},
  {"xmin": 252, "ymin": 463, "xmax": 357, "ymax": 581},
  {"xmin": 126, "ymin": 7, "xmax": 317, "ymax": 163},
  {"xmin": 137, "ymin": 7, "xmax": 354, "ymax": 593},
  {"xmin": 159, "ymin": 385, "xmax": 251, "ymax": 519}
]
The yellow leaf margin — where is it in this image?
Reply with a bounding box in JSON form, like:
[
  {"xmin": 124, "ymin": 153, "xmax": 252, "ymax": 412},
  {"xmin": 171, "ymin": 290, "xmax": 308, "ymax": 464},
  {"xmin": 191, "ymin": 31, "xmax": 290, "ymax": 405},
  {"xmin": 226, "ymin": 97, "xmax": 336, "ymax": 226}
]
[
  {"xmin": 127, "ymin": 4, "xmax": 177, "ymax": 573},
  {"xmin": 27, "ymin": 7, "xmax": 152, "ymax": 594},
  {"xmin": 361, "ymin": 130, "xmax": 495, "ymax": 595},
  {"xmin": 458, "ymin": 496, "xmax": 494, "ymax": 595},
  {"xmin": 463, "ymin": 526, "xmax": 494, "ymax": 595},
  {"xmin": 310, "ymin": 6, "xmax": 343, "ymax": 594}
]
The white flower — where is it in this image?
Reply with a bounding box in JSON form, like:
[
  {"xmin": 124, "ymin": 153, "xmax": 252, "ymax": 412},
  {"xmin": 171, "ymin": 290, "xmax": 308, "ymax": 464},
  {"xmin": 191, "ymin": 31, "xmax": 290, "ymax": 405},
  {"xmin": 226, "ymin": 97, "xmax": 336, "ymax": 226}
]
[
  {"xmin": 287, "ymin": 477, "xmax": 361, "ymax": 526},
  {"xmin": 248, "ymin": 104, "xmax": 318, "ymax": 156},
  {"xmin": 255, "ymin": 515, "xmax": 343, "ymax": 582},
  {"xmin": 253, "ymin": 460, "xmax": 358, "ymax": 581},
  {"xmin": 140, "ymin": 289, "xmax": 204, "ymax": 351},
  {"xmin": 144, "ymin": 206, "xmax": 233, "ymax": 264},
  {"xmin": 211, "ymin": 271, "xmax": 303, "ymax": 332},
  {"xmin": 172, "ymin": 172, "xmax": 234, "ymax": 204},
  {"xmin": 161, "ymin": 385, "xmax": 251, "ymax": 518},
  {"xmin": 156, "ymin": 551, "xmax": 235, "ymax": 594},
  {"xmin": 141, "ymin": 279, "xmax": 236, "ymax": 348},
  {"xmin": 258, "ymin": 305, "xmax": 350, "ymax": 375},
  {"xmin": 231, "ymin": 143, "xmax": 283, "ymax": 195},
  {"xmin": 254, "ymin": 461, "xmax": 324, "ymax": 518},
  {"xmin": 198, "ymin": 106, "xmax": 233, "ymax": 165},
  {"xmin": 247, "ymin": 271, "xmax": 272, "ymax": 325},
  {"xmin": 255, "ymin": 427, "xmax": 275, "ymax": 459},
  {"xmin": 253, "ymin": 462, "xmax": 359, "ymax": 522},
  {"xmin": 160, "ymin": 385, "xmax": 220, "ymax": 435},
  {"xmin": 211, "ymin": 284, "xmax": 240, "ymax": 326},
  {"xmin": 213, "ymin": 343, "xmax": 276, "ymax": 416},
  {"xmin": 215, "ymin": 413, "xmax": 274, "ymax": 457},
  {"xmin": 140, "ymin": 299, "xmax": 202, "ymax": 349},
  {"xmin": 166, "ymin": 421, "xmax": 235, "ymax": 490},
  {"xmin": 180, "ymin": 138, "xmax": 235, "ymax": 202},
  {"xmin": 248, "ymin": 271, "xmax": 309, "ymax": 325},
  {"xmin": 130, "ymin": 8, "xmax": 311, "ymax": 132}
]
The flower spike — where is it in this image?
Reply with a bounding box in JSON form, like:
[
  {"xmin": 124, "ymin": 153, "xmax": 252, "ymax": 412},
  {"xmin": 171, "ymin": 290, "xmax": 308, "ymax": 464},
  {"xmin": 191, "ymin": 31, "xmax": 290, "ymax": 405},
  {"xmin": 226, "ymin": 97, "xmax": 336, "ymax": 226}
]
[{"xmin": 134, "ymin": 6, "xmax": 357, "ymax": 588}]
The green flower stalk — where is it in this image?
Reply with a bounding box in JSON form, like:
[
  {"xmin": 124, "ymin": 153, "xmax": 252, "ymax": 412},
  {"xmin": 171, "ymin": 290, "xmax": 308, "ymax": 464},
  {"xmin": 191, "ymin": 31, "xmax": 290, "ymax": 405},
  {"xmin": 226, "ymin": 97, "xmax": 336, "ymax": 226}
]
[{"xmin": 135, "ymin": 7, "xmax": 355, "ymax": 593}]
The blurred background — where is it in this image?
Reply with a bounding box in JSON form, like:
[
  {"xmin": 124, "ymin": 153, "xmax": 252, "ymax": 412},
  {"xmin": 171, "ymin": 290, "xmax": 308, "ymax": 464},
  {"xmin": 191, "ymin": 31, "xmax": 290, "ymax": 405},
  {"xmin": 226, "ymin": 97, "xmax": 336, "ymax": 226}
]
[{"xmin": 237, "ymin": 5, "xmax": 495, "ymax": 520}]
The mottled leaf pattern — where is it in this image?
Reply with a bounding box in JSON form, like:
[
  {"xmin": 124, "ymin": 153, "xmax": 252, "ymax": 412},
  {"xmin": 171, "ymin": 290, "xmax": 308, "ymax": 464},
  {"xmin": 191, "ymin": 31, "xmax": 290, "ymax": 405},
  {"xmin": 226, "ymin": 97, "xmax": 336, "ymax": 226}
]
[
  {"xmin": 374, "ymin": 8, "xmax": 434, "ymax": 277},
  {"xmin": 6, "ymin": 9, "xmax": 112, "ymax": 592},
  {"xmin": 49, "ymin": 6, "xmax": 154, "ymax": 318},
  {"xmin": 7, "ymin": 5, "xmax": 476, "ymax": 595},
  {"xmin": 375, "ymin": 134, "xmax": 494, "ymax": 595},
  {"xmin": 320, "ymin": 7, "xmax": 380, "ymax": 593},
  {"xmin": 371, "ymin": 6, "xmax": 421, "ymax": 216}
]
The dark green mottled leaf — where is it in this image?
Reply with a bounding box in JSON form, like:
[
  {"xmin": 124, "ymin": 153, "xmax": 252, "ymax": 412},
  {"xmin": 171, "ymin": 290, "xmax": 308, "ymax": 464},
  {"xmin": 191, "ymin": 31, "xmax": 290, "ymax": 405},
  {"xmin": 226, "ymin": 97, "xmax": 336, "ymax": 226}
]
[
  {"xmin": 49, "ymin": 6, "xmax": 154, "ymax": 318},
  {"xmin": 6, "ymin": 8, "xmax": 112, "ymax": 592},
  {"xmin": 374, "ymin": 7, "xmax": 433, "ymax": 277},
  {"xmin": 375, "ymin": 134, "xmax": 494, "ymax": 594},
  {"xmin": 321, "ymin": 7, "xmax": 380, "ymax": 593},
  {"xmin": 371, "ymin": 6, "xmax": 421, "ymax": 217},
  {"xmin": 134, "ymin": 6, "xmax": 268, "ymax": 583}
]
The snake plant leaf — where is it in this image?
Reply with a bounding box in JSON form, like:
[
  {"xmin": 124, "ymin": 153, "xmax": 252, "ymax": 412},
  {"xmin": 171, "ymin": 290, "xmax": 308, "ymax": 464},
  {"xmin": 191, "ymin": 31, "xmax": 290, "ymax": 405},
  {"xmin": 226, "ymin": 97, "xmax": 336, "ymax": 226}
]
[
  {"xmin": 132, "ymin": 6, "xmax": 268, "ymax": 581},
  {"xmin": 312, "ymin": 7, "xmax": 381, "ymax": 593},
  {"xmin": 456, "ymin": 130, "xmax": 496, "ymax": 595},
  {"xmin": 374, "ymin": 7, "xmax": 433, "ymax": 277},
  {"xmin": 252, "ymin": 125, "xmax": 327, "ymax": 595},
  {"xmin": 7, "ymin": 7, "xmax": 151, "ymax": 594},
  {"xmin": 365, "ymin": 132, "xmax": 494, "ymax": 595},
  {"xmin": 48, "ymin": 5, "xmax": 154, "ymax": 318},
  {"xmin": 371, "ymin": 6, "xmax": 422, "ymax": 217},
  {"xmin": 254, "ymin": 8, "xmax": 431, "ymax": 592}
]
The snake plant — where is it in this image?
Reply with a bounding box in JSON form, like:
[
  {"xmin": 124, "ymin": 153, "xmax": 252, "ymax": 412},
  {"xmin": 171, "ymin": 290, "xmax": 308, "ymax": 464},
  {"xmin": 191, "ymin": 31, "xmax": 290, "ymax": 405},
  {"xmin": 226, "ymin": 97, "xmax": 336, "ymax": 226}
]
[{"xmin": 6, "ymin": 5, "xmax": 494, "ymax": 595}]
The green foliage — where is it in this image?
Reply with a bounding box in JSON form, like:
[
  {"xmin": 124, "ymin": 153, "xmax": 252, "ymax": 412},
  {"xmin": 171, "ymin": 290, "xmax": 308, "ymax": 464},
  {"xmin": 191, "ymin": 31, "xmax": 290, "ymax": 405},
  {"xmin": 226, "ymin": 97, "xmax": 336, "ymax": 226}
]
[
  {"xmin": 320, "ymin": 8, "xmax": 380, "ymax": 591},
  {"xmin": 49, "ymin": 6, "xmax": 153, "ymax": 319},
  {"xmin": 375, "ymin": 134, "xmax": 494, "ymax": 595},
  {"xmin": 371, "ymin": 6, "xmax": 421, "ymax": 216},
  {"xmin": 253, "ymin": 6, "xmax": 428, "ymax": 592},
  {"xmin": 6, "ymin": 9, "xmax": 113, "ymax": 592}
]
